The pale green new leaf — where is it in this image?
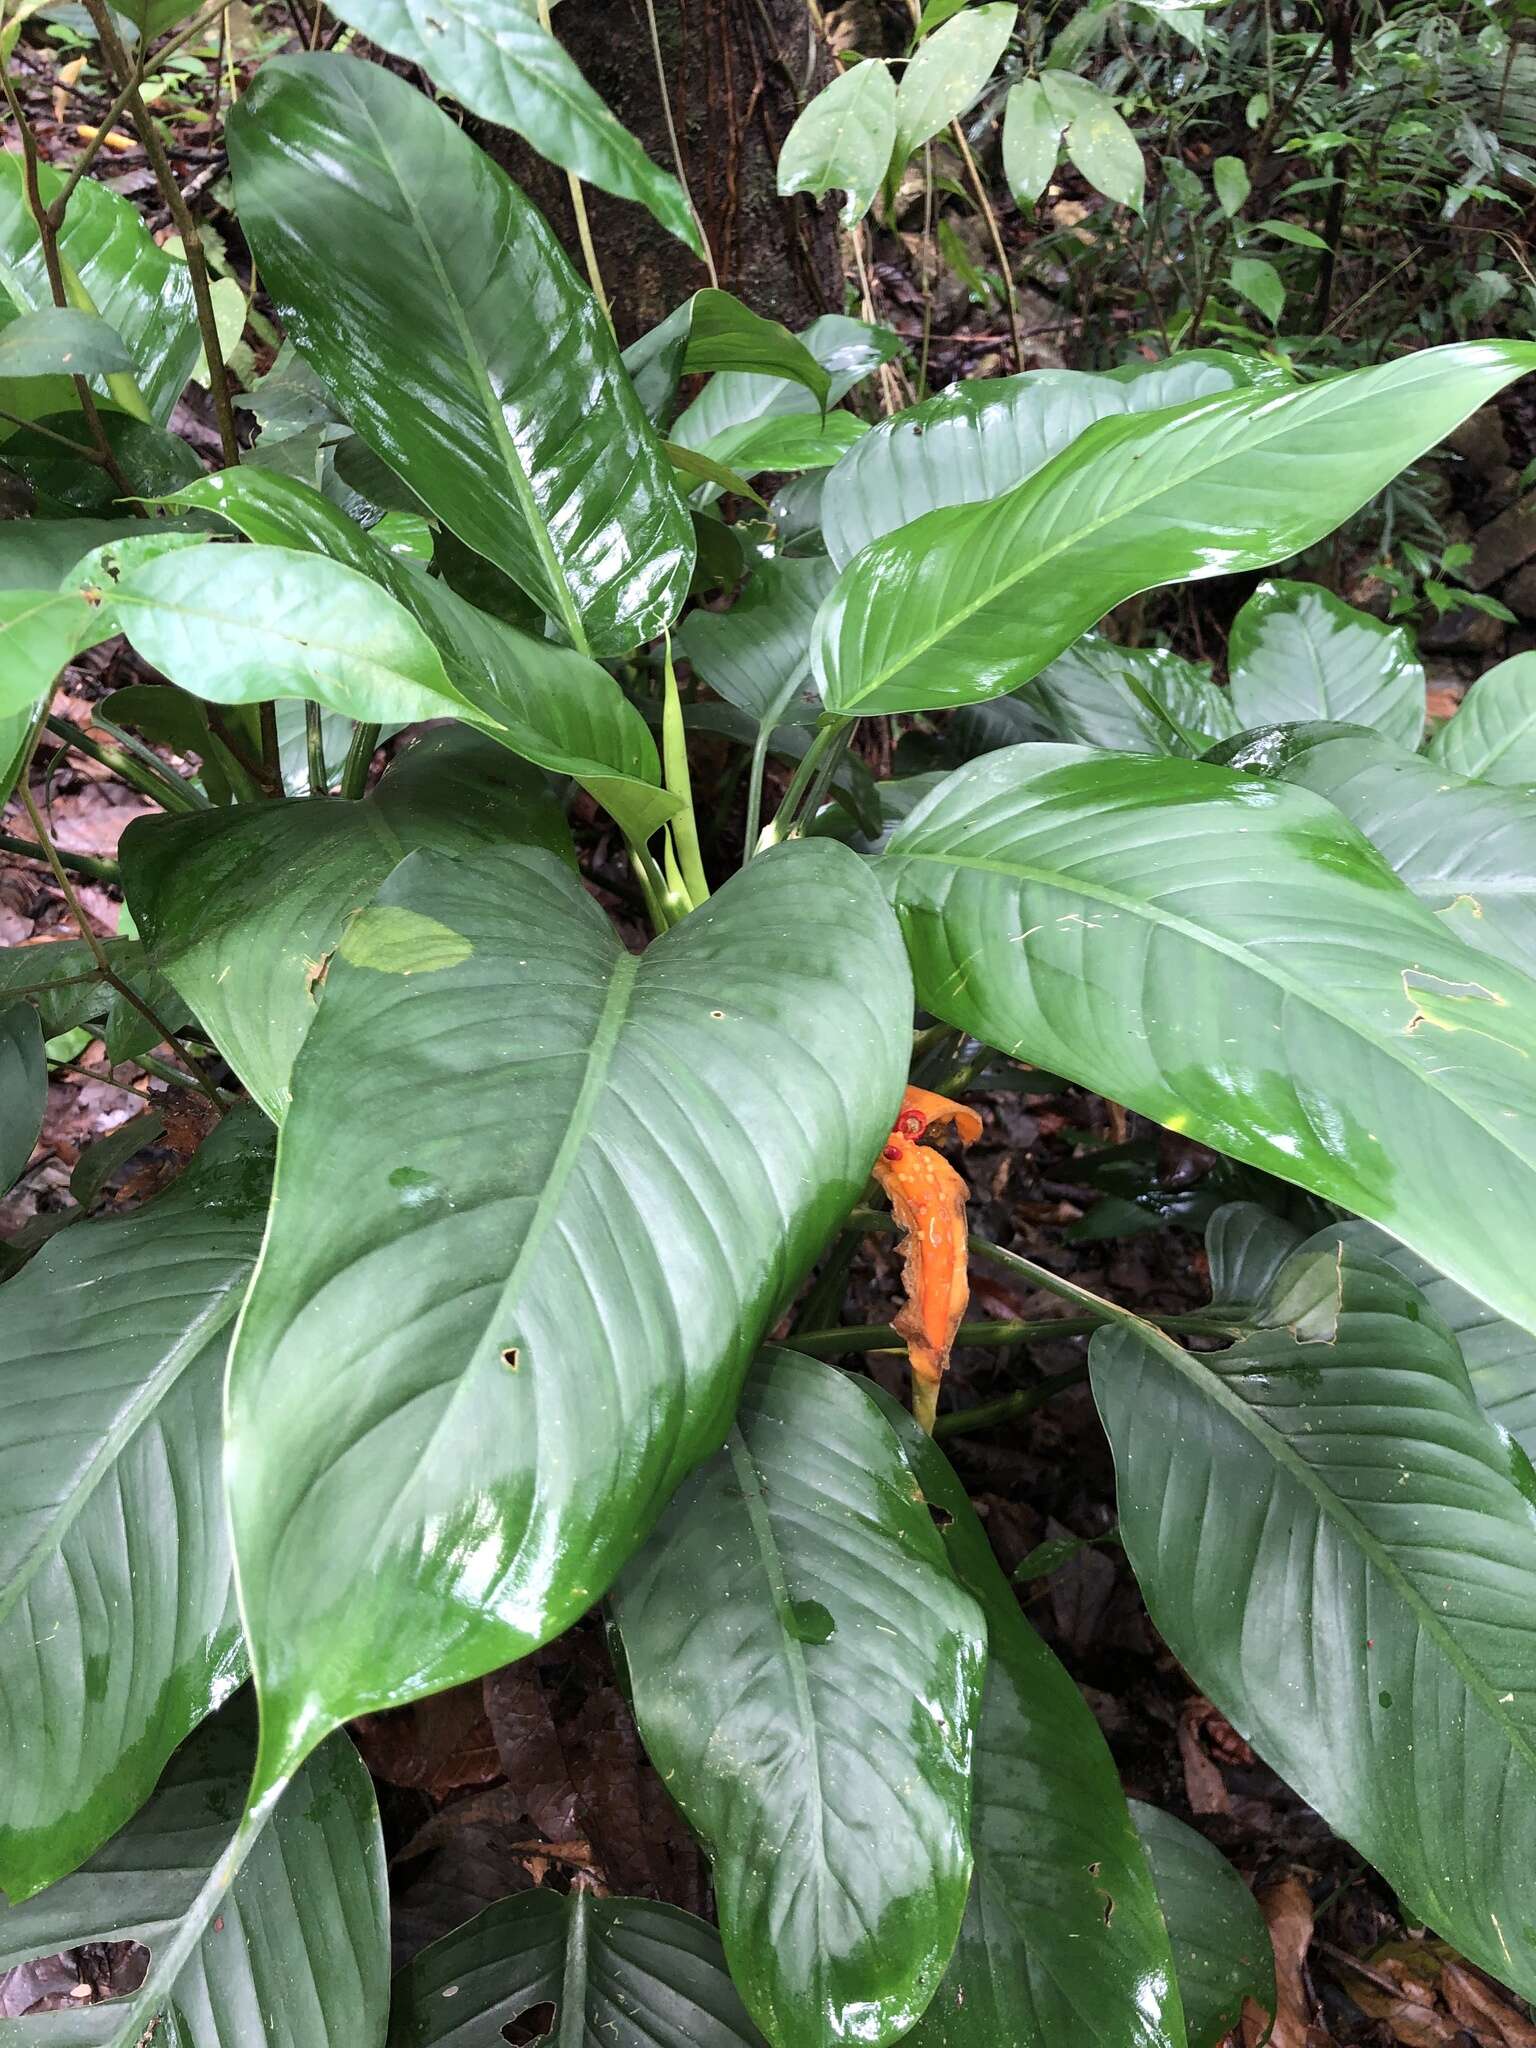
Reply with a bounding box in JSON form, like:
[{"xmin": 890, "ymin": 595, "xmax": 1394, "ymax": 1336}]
[
  {"xmin": 1228, "ymin": 579, "xmax": 1425, "ymax": 749},
  {"xmin": 1429, "ymin": 652, "xmax": 1536, "ymax": 783},
  {"xmin": 1001, "ymin": 78, "xmax": 1065, "ymax": 206},
  {"xmin": 1043, "ymin": 72, "xmax": 1144, "ymax": 212},
  {"xmin": 1230, "ymin": 255, "xmax": 1284, "ymax": 325},
  {"xmin": 880, "ymin": 744, "xmax": 1536, "ymax": 1347},
  {"xmin": 315, "ymin": 0, "xmax": 701, "ymax": 253},
  {"xmin": 778, "ymin": 59, "xmax": 897, "ymax": 228},
  {"xmin": 895, "ymin": 5, "xmax": 1016, "ymax": 164},
  {"xmin": 1094, "ymin": 1241, "xmax": 1536, "ymax": 2000},
  {"xmin": 1212, "ymin": 154, "xmax": 1250, "ymax": 217},
  {"xmin": 816, "ymin": 342, "xmax": 1536, "ymax": 714},
  {"xmin": 612, "ymin": 1349, "xmax": 986, "ymax": 2048},
  {"xmin": 226, "ymin": 839, "xmax": 911, "ymax": 1792}
]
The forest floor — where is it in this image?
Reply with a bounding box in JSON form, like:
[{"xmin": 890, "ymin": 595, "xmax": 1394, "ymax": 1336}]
[{"xmin": 5, "ymin": 21, "xmax": 1536, "ymax": 2046}]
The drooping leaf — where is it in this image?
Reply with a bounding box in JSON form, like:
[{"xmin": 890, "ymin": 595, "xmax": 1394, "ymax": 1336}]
[
  {"xmin": 122, "ymin": 728, "xmax": 572, "ymax": 1121},
  {"xmin": 0, "ymin": 1114, "xmax": 272, "ymax": 1903},
  {"xmin": 879, "ymin": 744, "xmax": 1536, "ymax": 1345},
  {"xmin": 159, "ymin": 468, "xmax": 672, "ymax": 839},
  {"xmin": 869, "ymin": 1388, "xmax": 1185, "ymax": 2048},
  {"xmin": 0, "ymin": 1002, "xmax": 44, "ymax": 1193},
  {"xmin": 1093, "ymin": 1240, "xmax": 1536, "ymax": 2001},
  {"xmin": 1001, "ymin": 78, "xmax": 1065, "ymax": 206},
  {"xmin": 228, "ymin": 54, "xmax": 694, "ymax": 656},
  {"xmin": 894, "ymin": 5, "xmax": 1017, "ymax": 164},
  {"xmin": 688, "ymin": 408, "xmax": 867, "ymax": 481},
  {"xmin": 0, "ymin": 1709, "xmax": 388, "ymax": 2047},
  {"xmin": 0, "ymin": 153, "xmax": 197, "ymax": 423},
  {"xmin": 1027, "ymin": 632, "xmax": 1239, "ymax": 754},
  {"xmin": 1211, "ymin": 154, "xmax": 1250, "ymax": 218},
  {"xmin": 0, "ymin": 589, "xmax": 92, "ymax": 718},
  {"xmin": 678, "ymin": 555, "xmax": 835, "ymax": 725},
  {"xmin": 1229, "ymin": 255, "xmax": 1285, "ymax": 325},
  {"xmin": 386, "ymin": 1890, "xmax": 767, "ymax": 2047},
  {"xmin": 612, "ymin": 1348, "xmax": 986, "ymax": 2048},
  {"xmin": 0, "ymin": 308, "xmax": 133, "ymax": 380},
  {"xmin": 816, "ymin": 342, "xmax": 1536, "ymax": 715},
  {"xmin": 225, "ymin": 839, "xmax": 911, "ymax": 1791},
  {"xmin": 820, "ymin": 357, "xmax": 1257, "ymax": 570},
  {"xmin": 1429, "ymin": 651, "xmax": 1536, "ymax": 783},
  {"xmin": 670, "ymin": 314, "xmax": 901, "ymax": 464},
  {"xmin": 1043, "ymin": 71, "xmax": 1144, "ymax": 212},
  {"xmin": 314, "ymin": 0, "xmax": 702, "ymax": 254},
  {"xmin": 1130, "ymin": 1803, "xmax": 1274, "ymax": 2048},
  {"xmin": 684, "ymin": 290, "xmax": 831, "ymax": 409},
  {"xmin": 1228, "ymin": 579, "xmax": 1425, "ymax": 750},
  {"xmin": 778, "ymin": 59, "xmax": 898, "ymax": 229},
  {"xmin": 1221, "ymin": 722, "xmax": 1536, "ymax": 979}
]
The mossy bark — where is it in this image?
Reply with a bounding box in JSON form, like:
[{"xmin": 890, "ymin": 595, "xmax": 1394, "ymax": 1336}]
[{"xmin": 474, "ymin": 0, "xmax": 843, "ymax": 344}]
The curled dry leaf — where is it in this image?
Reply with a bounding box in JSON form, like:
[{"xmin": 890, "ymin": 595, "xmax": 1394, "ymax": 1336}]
[
  {"xmin": 1242, "ymin": 1875, "xmax": 1335, "ymax": 2048},
  {"xmin": 871, "ymin": 1084, "xmax": 982, "ymax": 1431}
]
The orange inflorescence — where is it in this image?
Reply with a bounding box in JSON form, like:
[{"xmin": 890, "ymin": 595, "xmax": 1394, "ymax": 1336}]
[{"xmin": 872, "ymin": 1086, "xmax": 982, "ymax": 1432}]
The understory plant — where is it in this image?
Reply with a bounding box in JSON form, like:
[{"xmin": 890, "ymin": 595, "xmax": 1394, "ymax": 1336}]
[{"xmin": 5, "ymin": 7, "xmax": 1536, "ymax": 2048}]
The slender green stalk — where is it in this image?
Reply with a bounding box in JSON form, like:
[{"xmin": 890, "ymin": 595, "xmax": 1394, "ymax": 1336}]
[
  {"xmin": 933, "ymin": 1366, "xmax": 1089, "ymax": 1439},
  {"xmin": 0, "ymin": 829, "xmax": 119, "ymax": 883},
  {"xmin": 45, "ymin": 713, "xmax": 207, "ymax": 814},
  {"xmin": 950, "ymin": 117, "xmax": 1024, "ymax": 373},
  {"xmin": 758, "ymin": 715, "xmax": 851, "ymax": 850},
  {"xmin": 339, "ymin": 721, "xmax": 380, "ymax": 800},
  {"xmin": 304, "ymin": 701, "xmax": 329, "ymax": 796},
  {"xmin": 640, "ymin": 0, "xmax": 718, "ymax": 284},
  {"xmin": 660, "ymin": 632, "xmax": 709, "ymax": 906},
  {"xmin": 535, "ymin": 0, "xmax": 612, "ymax": 322},
  {"xmin": 625, "ymin": 833, "xmax": 683, "ymax": 936}
]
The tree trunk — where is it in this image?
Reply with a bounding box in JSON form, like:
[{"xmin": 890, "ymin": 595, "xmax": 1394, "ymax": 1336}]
[{"xmin": 476, "ymin": 0, "xmax": 843, "ymax": 345}]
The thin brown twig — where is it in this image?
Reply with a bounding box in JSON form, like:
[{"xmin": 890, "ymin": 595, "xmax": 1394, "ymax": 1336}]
[{"xmin": 950, "ymin": 116, "xmax": 1023, "ymax": 371}]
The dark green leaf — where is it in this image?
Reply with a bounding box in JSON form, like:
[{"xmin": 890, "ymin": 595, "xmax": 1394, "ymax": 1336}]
[
  {"xmin": 684, "ymin": 291, "xmax": 830, "ymax": 409},
  {"xmin": 1429, "ymin": 652, "xmax": 1536, "ymax": 783},
  {"xmin": 122, "ymin": 727, "xmax": 573, "ymax": 1121},
  {"xmin": 1130, "ymin": 1803, "xmax": 1274, "ymax": 2048},
  {"xmin": 880, "ymin": 745, "xmax": 1536, "ymax": 1346},
  {"xmin": 1094, "ymin": 1241, "xmax": 1536, "ymax": 2000},
  {"xmin": 0, "ymin": 1115, "xmax": 272, "ymax": 1902},
  {"xmin": 0, "ymin": 935, "xmax": 172, "ymax": 1040},
  {"xmin": 0, "ymin": 1708, "xmax": 388, "ymax": 2046},
  {"xmin": 871, "ymin": 1388, "xmax": 1185, "ymax": 2048},
  {"xmin": 386, "ymin": 1891, "xmax": 767, "ymax": 2047},
  {"xmin": 778, "ymin": 59, "xmax": 897, "ymax": 229},
  {"xmin": 816, "ymin": 343, "xmax": 1536, "ymax": 715},
  {"xmin": 612, "ymin": 1348, "xmax": 986, "ymax": 2047},
  {"xmin": 0, "ymin": 1002, "xmax": 44, "ymax": 1192},
  {"xmin": 670, "ymin": 314, "xmax": 900, "ymax": 466},
  {"xmin": 68, "ymin": 1106, "xmax": 166, "ymax": 1210},
  {"xmin": 225, "ymin": 839, "xmax": 912, "ymax": 1789},
  {"xmin": 228, "ymin": 54, "xmax": 693, "ymax": 655},
  {"xmin": 315, "ymin": 0, "xmax": 701, "ymax": 254},
  {"xmin": 1228, "ymin": 580, "xmax": 1425, "ymax": 749},
  {"xmin": 678, "ymin": 555, "xmax": 836, "ymax": 725}
]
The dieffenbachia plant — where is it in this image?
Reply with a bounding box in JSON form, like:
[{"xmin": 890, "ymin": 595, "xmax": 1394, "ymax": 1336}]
[{"xmin": 2, "ymin": 25, "xmax": 1536, "ymax": 2048}]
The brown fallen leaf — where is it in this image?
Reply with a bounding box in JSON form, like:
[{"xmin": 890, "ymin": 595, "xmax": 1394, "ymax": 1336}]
[
  {"xmin": 1241, "ymin": 1875, "xmax": 1334, "ymax": 2048},
  {"xmin": 1178, "ymin": 1699, "xmax": 1231, "ymax": 1816},
  {"xmin": 351, "ymin": 1682, "xmax": 499, "ymax": 1801},
  {"xmin": 1325, "ymin": 1950, "xmax": 1457, "ymax": 2048},
  {"xmin": 1442, "ymin": 1961, "xmax": 1536, "ymax": 2048}
]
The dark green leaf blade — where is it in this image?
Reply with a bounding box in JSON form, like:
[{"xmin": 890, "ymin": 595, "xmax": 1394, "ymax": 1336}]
[
  {"xmin": 870, "ymin": 1386, "xmax": 1185, "ymax": 2048},
  {"xmin": 122, "ymin": 728, "xmax": 573, "ymax": 1121},
  {"xmin": 816, "ymin": 343, "xmax": 1536, "ymax": 714},
  {"xmin": 0, "ymin": 1115, "xmax": 272, "ymax": 1903},
  {"xmin": 0, "ymin": 1002, "xmax": 44, "ymax": 1192},
  {"xmin": 1093, "ymin": 1243, "xmax": 1536, "ymax": 2000},
  {"xmin": 386, "ymin": 1891, "xmax": 767, "ymax": 2047},
  {"xmin": 226, "ymin": 839, "xmax": 912, "ymax": 1788},
  {"xmin": 1130, "ymin": 1803, "xmax": 1274, "ymax": 2048},
  {"xmin": 612, "ymin": 1348, "xmax": 986, "ymax": 2048},
  {"xmin": 228, "ymin": 54, "xmax": 694, "ymax": 655},
  {"xmin": 880, "ymin": 745, "xmax": 1536, "ymax": 1345},
  {"xmin": 0, "ymin": 1710, "xmax": 388, "ymax": 2046}
]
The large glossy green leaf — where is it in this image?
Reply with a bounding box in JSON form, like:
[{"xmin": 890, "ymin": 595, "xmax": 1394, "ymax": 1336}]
[
  {"xmin": 778, "ymin": 58, "xmax": 897, "ymax": 229},
  {"xmin": 0, "ymin": 1116, "xmax": 271, "ymax": 1903},
  {"xmin": 1093, "ymin": 1240, "xmax": 1536, "ymax": 1999},
  {"xmin": 1228, "ymin": 579, "xmax": 1425, "ymax": 750},
  {"xmin": 387, "ymin": 1891, "xmax": 767, "ymax": 2047},
  {"xmin": 1429, "ymin": 652, "xmax": 1536, "ymax": 784},
  {"xmin": 226, "ymin": 838, "xmax": 911, "ymax": 1789},
  {"xmin": 1223, "ymin": 722, "xmax": 1536, "ymax": 980},
  {"xmin": 1130, "ymin": 1803, "xmax": 1273, "ymax": 2048},
  {"xmin": 122, "ymin": 729, "xmax": 572, "ymax": 1121},
  {"xmin": 869, "ymin": 1388, "xmax": 1184, "ymax": 2048},
  {"xmin": 161, "ymin": 469, "xmax": 673, "ymax": 839},
  {"xmin": 612, "ymin": 1348, "xmax": 985, "ymax": 2048},
  {"xmin": 816, "ymin": 342, "xmax": 1536, "ymax": 714},
  {"xmin": 0, "ymin": 1002, "xmax": 43, "ymax": 1192},
  {"xmin": 0, "ymin": 589, "xmax": 94, "ymax": 717},
  {"xmin": 1027, "ymin": 632, "xmax": 1239, "ymax": 755},
  {"xmin": 678, "ymin": 555, "xmax": 836, "ymax": 725},
  {"xmin": 894, "ymin": 5, "xmax": 1016, "ymax": 163},
  {"xmin": 315, "ymin": 0, "xmax": 700, "ymax": 254},
  {"xmin": 0, "ymin": 155, "xmax": 197, "ymax": 423},
  {"xmin": 880, "ymin": 744, "xmax": 1536, "ymax": 1344},
  {"xmin": 820, "ymin": 361, "xmax": 1252, "ymax": 571},
  {"xmin": 0, "ymin": 1711, "xmax": 388, "ymax": 2046},
  {"xmin": 228, "ymin": 54, "xmax": 694, "ymax": 655}
]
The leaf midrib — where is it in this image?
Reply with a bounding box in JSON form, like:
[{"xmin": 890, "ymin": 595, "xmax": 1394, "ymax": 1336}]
[{"xmin": 889, "ymin": 837, "xmax": 1536, "ymax": 1196}]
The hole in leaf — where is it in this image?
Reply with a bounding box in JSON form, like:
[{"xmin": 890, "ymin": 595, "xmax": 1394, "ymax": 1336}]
[
  {"xmin": 500, "ymin": 1346, "xmax": 520, "ymax": 1372},
  {"xmin": 927, "ymin": 1503, "xmax": 955, "ymax": 1531},
  {"xmin": 503, "ymin": 2003, "xmax": 557, "ymax": 2043}
]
